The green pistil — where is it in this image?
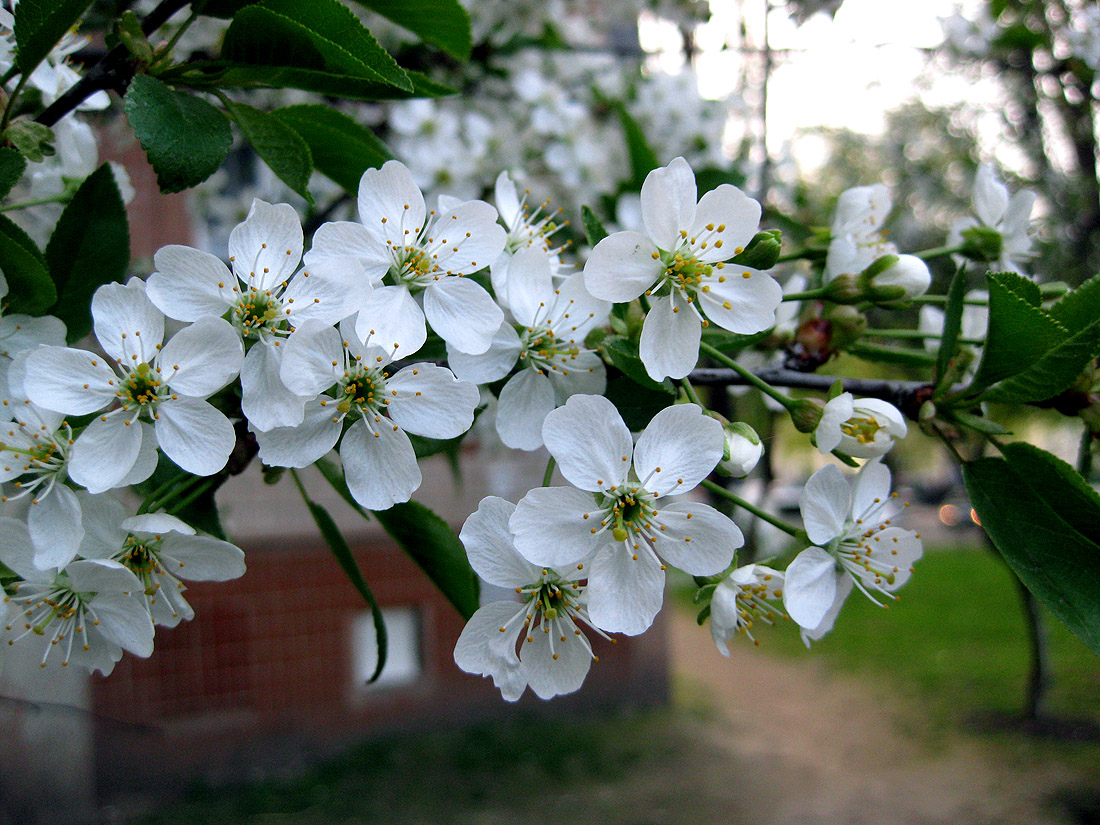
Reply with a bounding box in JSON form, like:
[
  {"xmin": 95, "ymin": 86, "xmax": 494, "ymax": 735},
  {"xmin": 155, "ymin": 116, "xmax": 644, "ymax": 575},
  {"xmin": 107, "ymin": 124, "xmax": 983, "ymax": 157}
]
[
  {"xmin": 233, "ymin": 289, "xmax": 283, "ymax": 339},
  {"xmin": 337, "ymin": 368, "xmax": 386, "ymax": 418},
  {"xmin": 120, "ymin": 362, "xmax": 163, "ymax": 409}
]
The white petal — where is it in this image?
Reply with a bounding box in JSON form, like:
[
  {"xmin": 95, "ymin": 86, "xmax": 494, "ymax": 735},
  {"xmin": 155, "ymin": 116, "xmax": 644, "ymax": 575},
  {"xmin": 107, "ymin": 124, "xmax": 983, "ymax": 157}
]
[
  {"xmin": 690, "ymin": 185, "xmax": 760, "ymax": 261},
  {"xmin": 87, "ymin": 591, "xmax": 154, "ymax": 658},
  {"xmin": 430, "ymin": 202, "xmax": 507, "ymax": 275},
  {"xmin": 698, "ymin": 267, "xmax": 782, "ymax": 334},
  {"xmin": 386, "ymin": 363, "xmax": 479, "ymax": 439},
  {"xmin": 25, "ymin": 346, "xmax": 117, "ymax": 414},
  {"xmin": 504, "ymin": 245, "xmax": 556, "ymax": 326},
  {"xmin": 0, "ymin": 517, "xmax": 43, "ymax": 580},
  {"xmin": 459, "ymin": 496, "xmax": 542, "ymax": 587},
  {"xmin": 229, "ymin": 199, "xmax": 303, "ymax": 290},
  {"xmin": 640, "ymin": 157, "xmax": 696, "ymax": 250},
  {"xmin": 800, "ymin": 464, "xmax": 852, "ymax": 545},
  {"xmin": 123, "ymin": 513, "xmax": 193, "ymax": 535},
  {"xmin": 280, "ymin": 320, "xmax": 343, "ymax": 397},
  {"xmin": 282, "ymin": 254, "xmax": 371, "ymax": 326},
  {"xmin": 341, "ymin": 419, "xmax": 421, "ymax": 510},
  {"xmin": 307, "ymin": 220, "xmax": 390, "ymax": 276},
  {"xmin": 633, "ymin": 403, "xmax": 722, "ymax": 497},
  {"xmin": 586, "ymin": 543, "xmax": 665, "ymax": 635},
  {"xmin": 240, "ymin": 343, "xmax": 309, "ymax": 432},
  {"xmin": 254, "ymin": 399, "xmax": 342, "ymax": 468},
  {"xmin": 521, "ymin": 615, "xmax": 591, "ymax": 699},
  {"xmin": 445, "ymin": 322, "xmax": 520, "ymax": 384},
  {"xmin": 509, "ymin": 486, "xmax": 605, "ymax": 567},
  {"xmin": 70, "ymin": 414, "xmax": 142, "ymax": 493},
  {"xmin": 851, "ymin": 457, "xmax": 893, "ymax": 521},
  {"xmin": 454, "ymin": 600, "xmax": 527, "ymax": 701},
  {"xmin": 650, "ymin": 501, "xmax": 740, "ymax": 575},
  {"xmin": 357, "ymin": 160, "xmax": 426, "ymax": 250},
  {"xmin": 147, "ymin": 245, "xmax": 235, "ymax": 321},
  {"xmin": 76, "ymin": 492, "xmax": 129, "ymax": 559},
  {"xmin": 800, "ymin": 575, "xmax": 853, "ymax": 645},
  {"xmin": 355, "ymin": 285, "xmax": 426, "ymax": 357},
  {"xmin": 815, "ymin": 393, "xmax": 855, "ymax": 455},
  {"xmin": 542, "ymin": 394, "xmax": 631, "ymax": 492},
  {"xmin": 91, "ymin": 281, "xmax": 164, "ymax": 364},
  {"xmin": 547, "ymin": 271, "xmax": 612, "ymax": 341},
  {"xmin": 0, "ymin": 313, "xmax": 65, "ymax": 356},
  {"xmin": 546, "ymin": 351, "xmax": 606, "ymax": 402},
  {"xmin": 155, "ymin": 398, "xmax": 235, "ymax": 476},
  {"xmin": 28, "ymin": 484, "xmax": 84, "ymax": 570},
  {"xmin": 423, "ymin": 277, "xmax": 504, "ymax": 355},
  {"xmin": 496, "ymin": 370, "xmax": 556, "ymax": 451},
  {"xmin": 582, "ymin": 231, "xmax": 661, "ymax": 302},
  {"xmin": 159, "ymin": 317, "xmax": 243, "ymax": 397},
  {"xmin": 66, "ymin": 558, "xmax": 141, "ymax": 593},
  {"xmin": 116, "ymin": 421, "xmax": 159, "ymax": 488},
  {"xmin": 783, "ymin": 546, "xmax": 839, "ymax": 630},
  {"xmin": 160, "ymin": 534, "xmax": 246, "ymax": 581},
  {"xmin": 972, "ymin": 164, "xmax": 1008, "ymax": 227},
  {"xmin": 639, "ymin": 291, "xmax": 700, "ymax": 381},
  {"xmin": 862, "ymin": 527, "xmax": 922, "ymax": 590}
]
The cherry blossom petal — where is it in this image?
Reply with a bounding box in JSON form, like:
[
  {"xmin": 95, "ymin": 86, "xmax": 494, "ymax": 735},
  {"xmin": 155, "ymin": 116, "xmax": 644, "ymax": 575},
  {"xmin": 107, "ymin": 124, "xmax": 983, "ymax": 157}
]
[
  {"xmin": 697, "ymin": 266, "xmax": 782, "ymax": 335},
  {"xmin": 76, "ymin": 492, "xmax": 128, "ymax": 559},
  {"xmin": 510, "ymin": 486, "xmax": 606, "ymax": 567},
  {"xmin": 650, "ymin": 500, "xmax": 740, "ymax": 575},
  {"xmin": 550, "ymin": 272, "xmax": 612, "ymax": 340},
  {"xmin": 586, "ymin": 543, "xmax": 665, "ymax": 636},
  {"xmin": 387, "ymin": 363, "xmax": 479, "ymax": 439},
  {"xmin": 972, "ymin": 164, "xmax": 1008, "ymax": 227},
  {"xmin": 423, "ymin": 277, "xmax": 504, "ymax": 355},
  {"xmin": 24, "ymin": 346, "xmax": 117, "ymax": 414},
  {"xmin": 521, "ymin": 615, "xmax": 591, "ymax": 699},
  {"xmin": 116, "ymin": 421, "xmax": 158, "ymax": 488},
  {"xmin": 357, "ymin": 160, "xmax": 426, "ymax": 249},
  {"xmin": 240, "ymin": 343, "xmax": 309, "ymax": 432},
  {"xmin": 147, "ymin": 245, "xmax": 236, "ymax": 321},
  {"xmin": 27, "ymin": 484, "xmax": 83, "ymax": 570},
  {"xmin": 280, "ymin": 320, "xmax": 344, "ymax": 397},
  {"xmin": 800, "ymin": 575, "xmax": 853, "ymax": 646},
  {"xmin": 86, "ymin": 591, "xmax": 154, "ymax": 658},
  {"xmin": 851, "ymin": 457, "xmax": 893, "ymax": 521},
  {"xmin": 446, "ymin": 322, "xmax": 521, "ymax": 384},
  {"xmin": 800, "ymin": 464, "xmax": 851, "ymax": 546},
  {"xmin": 431, "ymin": 200, "xmax": 506, "ymax": 275},
  {"xmin": 546, "ymin": 350, "xmax": 606, "ymax": 401},
  {"xmin": 355, "ymin": 284, "xmax": 426, "ymax": 357},
  {"xmin": 639, "ymin": 291, "xmax": 700, "ymax": 381},
  {"xmin": 92, "ymin": 281, "xmax": 164, "ymax": 365},
  {"xmin": 690, "ymin": 185, "xmax": 760, "ymax": 262},
  {"xmin": 459, "ymin": 496, "xmax": 542, "ymax": 587},
  {"xmin": 583, "ymin": 231, "xmax": 661, "ymax": 302},
  {"xmin": 159, "ymin": 533, "xmax": 246, "ymax": 581},
  {"xmin": 640, "ymin": 156, "xmax": 696, "ymax": 250},
  {"xmin": 0, "ymin": 517, "xmax": 43, "ymax": 580},
  {"xmin": 454, "ymin": 599, "xmax": 528, "ymax": 701},
  {"xmin": 228, "ymin": 199, "xmax": 303, "ymax": 290},
  {"xmin": 633, "ymin": 403, "xmax": 722, "ymax": 497},
  {"xmin": 495, "ymin": 370, "xmax": 556, "ymax": 451},
  {"xmin": 341, "ymin": 419, "xmax": 421, "ymax": 510},
  {"xmin": 864, "ymin": 527, "xmax": 922, "ymax": 590},
  {"xmin": 542, "ymin": 394, "xmax": 632, "ymax": 492},
  {"xmin": 815, "ymin": 392, "xmax": 855, "ymax": 454},
  {"xmin": 282, "ymin": 254, "xmax": 371, "ymax": 326},
  {"xmin": 307, "ymin": 220, "xmax": 391, "ymax": 278},
  {"xmin": 155, "ymin": 397, "xmax": 235, "ymax": 476},
  {"xmin": 783, "ymin": 546, "xmax": 839, "ymax": 630},
  {"xmin": 159, "ymin": 317, "xmax": 243, "ymax": 397},
  {"xmin": 0, "ymin": 313, "xmax": 66, "ymax": 358},
  {"xmin": 254, "ymin": 399, "xmax": 343, "ymax": 468},
  {"xmin": 505, "ymin": 246, "xmax": 556, "ymax": 326},
  {"xmin": 70, "ymin": 413, "xmax": 142, "ymax": 493}
]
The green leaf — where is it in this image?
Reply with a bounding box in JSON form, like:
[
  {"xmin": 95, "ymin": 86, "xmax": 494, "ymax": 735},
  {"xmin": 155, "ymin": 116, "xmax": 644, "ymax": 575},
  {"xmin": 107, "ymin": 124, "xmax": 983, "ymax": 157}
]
[
  {"xmin": 223, "ymin": 0, "xmax": 411, "ymax": 92},
  {"xmin": 273, "ymin": 105, "xmax": 391, "ymax": 193},
  {"xmin": 980, "ymin": 318, "xmax": 1100, "ymax": 404},
  {"xmin": 581, "ymin": 205, "xmax": 608, "ymax": 247},
  {"xmin": 372, "ymin": 501, "xmax": 479, "ymax": 620},
  {"xmin": 968, "ymin": 271, "xmax": 1067, "ymax": 392},
  {"xmin": 600, "ymin": 335, "xmax": 674, "ymax": 393},
  {"xmin": 1048, "ymin": 272, "xmax": 1100, "ymax": 337},
  {"xmin": 993, "ymin": 269, "xmax": 1041, "ymax": 307},
  {"xmin": 603, "ymin": 373, "xmax": 676, "ymax": 431},
  {"xmin": 347, "ymin": 0, "xmax": 471, "ymax": 60},
  {"xmin": 963, "ymin": 448, "xmax": 1100, "ymax": 656},
  {"xmin": 124, "ymin": 74, "xmax": 233, "ymax": 193},
  {"xmin": 934, "ymin": 263, "xmax": 967, "ymax": 393},
  {"xmin": 0, "ymin": 148, "xmax": 27, "ymax": 201},
  {"xmin": 296, "ymin": 476, "xmax": 387, "ymax": 682},
  {"xmin": 13, "ymin": 0, "xmax": 92, "ymax": 76},
  {"xmin": 224, "ymin": 100, "xmax": 313, "ymax": 202},
  {"xmin": 173, "ymin": 62, "xmax": 451, "ymax": 101},
  {"xmin": 613, "ymin": 102, "xmax": 659, "ymax": 188},
  {"xmin": 44, "ymin": 165, "xmax": 130, "ymax": 342},
  {"xmin": 0, "ymin": 214, "xmax": 54, "ymax": 314}
]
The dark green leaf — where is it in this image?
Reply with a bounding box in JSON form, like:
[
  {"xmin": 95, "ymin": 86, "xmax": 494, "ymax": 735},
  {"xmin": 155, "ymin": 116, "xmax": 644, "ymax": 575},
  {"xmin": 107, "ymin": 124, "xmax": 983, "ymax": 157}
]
[
  {"xmin": 223, "ymin": 0, "xmax": 411, "ymax": 91},
  {"xmin": 273, "ymin": 105, "xmax": 391, "ymax": 193},
  {"xmin": 600, "ymin": 335, "xmax": 674, "ymax": 393},
  {"xmin": 124, "ymin": 74, "xmax": 233, "ymax": 193},
  {"xmin": 604, "ymin": 373, "xmax": 676, "ymax": 431},
  {"xmin": 44, "ymin": 165, "xmax": 130, "ymax": 342},
  {"xmin": 0, "ymin": 148, "xmax": 26, "ymax": 201},
  {"xmin": 1048, "ymin": 273, "xmax": 1100, "ymax": 337},
  {"xmin": 969, "ymin": 271, "xmax": 1067, "ymax": 392},
  {"xmin": 373, "ymin": 501, "xmax": 479, "ymax": 620},
  {"xmin": 13, "ymin": 0, "xmax": 92, "ymax": 76},
  {"xmin": 297, "ymin": 478, "xmax": 387, "ymax": 682},
  {"xmin": 993, "ymin": 269, "xmax": 1041, "ymax": 306},
  {"xmin": 224, "ymin": 100, "xmax": 313, "ymax": 202},
  {"xmin": 614, "ymin": 102, "xmax": 659, "ymax": 189},
  {"xmin": 700, "ymin": 326, "xmax": 773, "ymax": 356},
  {"xmin": 0, "ymin": 214, "xmax": 54, "ymax": 314},
  {"xmin": 980, "ymin": 318, "xmax": 1100, "ymax": 404},
  {"xmin": 347, "ymin": 0, "xmax": 471, "ymax": 60},
  {"xmin": 964, "ymin": 450, "xmax": 1100, "ymax": 656},
  {"xmin": 173, "ymin": 62, "xmax": 452, "ymax": 100},
  {"xmin": 581, "ymin": 205, "xmax": 608, "ymax": 247},
  {"xmin": 934, "ymin": 263, "xmax": 967, "ymax": 393}
]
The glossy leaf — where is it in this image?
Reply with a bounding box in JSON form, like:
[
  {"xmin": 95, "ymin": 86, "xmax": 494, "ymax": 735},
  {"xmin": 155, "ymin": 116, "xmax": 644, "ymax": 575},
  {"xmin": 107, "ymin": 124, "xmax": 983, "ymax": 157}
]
[
  {"xmin": 600, "ymin": 334, "xmax": 674, "ymax": 393},
  {"xmin": 980, "ymin": 318, "xmax": 1100, "ymax": 404},
  {"xmin": 44, "ymin": 165, "xmax": 130, "ymax": 342},
  {"xmin": 0, "ymin": 148, "xmax": 27, "ymax": 201},
  {"xmin": 174, "ymin": 62, "xmax": 452, "ymax": 101},
  {"xmin": 0, "ymin": 214, "xmax": 54, "ymax": 314},
  {"xmin": 225, "ymin": 100, "xmax": 313, "ymax": 202},
  {"xmin": 348, "ymin": 0, "xmax": 471, "ymax": 60},
  {"xmin": 1048, "ymin": 272, "xmax": 1100, "ymax": 338},
  {"xmin": 124, "ymin": 74, "xmax": 233, "ymax": 193},
  {"xmin": 273, "ymin": 105, "xmax": 392, "ymax": 192},
  {"xmin": 13, "ymin": 0, "xmax": 92, "ymax": 76},
  {"xmin": 603, "ymin": 373, "xmax": 676, "ymax": 431}
]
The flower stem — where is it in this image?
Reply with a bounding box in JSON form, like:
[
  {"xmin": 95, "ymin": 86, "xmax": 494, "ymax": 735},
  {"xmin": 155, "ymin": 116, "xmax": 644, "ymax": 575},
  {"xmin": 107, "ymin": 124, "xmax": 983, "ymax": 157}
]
[
  {"xmin": 913, "ymin": 243, "xmax": 963, "ymax": 260},
  {"xmin": 701, "ymin": 479, "xmax": 801, "ymax": 537},
  {"xmin": 679, "ymin": 377, "xmax": 704, "ymax": 408},
  {"xmin": 542, "ymin": 456, "xmax": 556, "ymax": 487},
  {"xmin": 699, "ymin": 341, "xmax": 795, "ymax": 411},
  {"xmin": 147, "ymin": 10, "xmax": 199, "ymax": 71},
  {"xmin": 0, "ymin": 194, "xmax": 70, "ymax": 212},
  {"xmin": 866, "ymin": 328, "xmax": 984, "ymax": 346},
  {"xmin": 781, "ymin": 288, "xmax": 827, "ymax": 302}
]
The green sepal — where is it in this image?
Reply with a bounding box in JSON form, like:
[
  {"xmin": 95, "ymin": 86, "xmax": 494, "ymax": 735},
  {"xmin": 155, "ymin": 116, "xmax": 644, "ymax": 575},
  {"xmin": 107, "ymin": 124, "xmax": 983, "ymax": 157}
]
[
  {"xmin": 729, "ymin": 229, "xmax": 782, "ymax": 271},
  {"xmin": 581, "ymin": 204, "xmax": 608, "ymax": 247}
]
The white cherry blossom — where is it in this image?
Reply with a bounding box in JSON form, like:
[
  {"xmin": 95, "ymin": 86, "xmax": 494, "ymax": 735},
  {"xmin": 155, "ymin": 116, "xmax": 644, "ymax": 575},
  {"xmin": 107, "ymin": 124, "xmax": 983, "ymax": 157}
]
[
  {"xmin": 489, "ymin": 171, "xmax": 567, "ymax": 308},
  {"xmin": 824, "ymin": 183, "xmax": 895, "ymax": 283},
  {"xmin": 709, "ymin": 563, "xmax": 786, "ymax": 653},
  {"xmin": 454, "ymin": 496, "xmax": 606, "ymax": 700},
  {"xmin": 308, "ymin": 160, "xmax": 506, "ymax": 356},
  {"xmin": 783, "ymin": 460, "xmax": 922, "ymax": 645},
  {"xmin": 950, "ymin": 163, "xmax": 1036, "ymax": 276},
  {"xmin": 815, "ymin": 392, "xmax": 907, "ymax": 459},
  {"xmin": 510, "ymin": 395, "xmax": 742, "ymax": 635},
  {"xmin": 447, "ymin": 247, "xmax": 609, "ymax": 450},
  {"xmin": 583, "ymin": 157, "xmax": 782, "ymax": 380},
  {"xmin": 24, "ymin": 280, "xmax": 243, "ymax": 492},
  {"xmin": 257, "ymin": 317, "xmax": 479, "ymax": 510}
]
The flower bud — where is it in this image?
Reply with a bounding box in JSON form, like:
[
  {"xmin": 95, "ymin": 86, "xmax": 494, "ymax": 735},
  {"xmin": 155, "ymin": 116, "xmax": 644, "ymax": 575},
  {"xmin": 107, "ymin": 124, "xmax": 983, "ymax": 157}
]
[
  {"xmin": 822, "ymin": 304, "xmax": 866, "ymax": 349},
  {"xmin": 821, "ymin": 273, "xmax": 863, "ymax": 304},
  {"xmin": 730, "ymin": 229, "xmax": 782, "ymax": 270},
  {"xmin": 717, "ymin": 422, "xmax": 763, "ymax": 477},
  {"xmin": 788, "ymin": 397, "xmax": 825, "ymax": 433},
  {"xmin": 959, "ymin": 226, "xmax": 1003, "ymax": 262},
  {"xmin": 859, "ymin": 254, "xmax": 931, "ymax": 303},
  {"xmin": 816, "ymin": 392, "xmax": 907, "ymax": 458}
]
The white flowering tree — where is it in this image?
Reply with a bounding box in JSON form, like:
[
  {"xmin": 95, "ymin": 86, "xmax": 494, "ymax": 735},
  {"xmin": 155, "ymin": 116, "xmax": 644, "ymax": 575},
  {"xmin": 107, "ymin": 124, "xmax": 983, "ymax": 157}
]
[{"xmin": 0, "ymin": 0, "xmax": 1097, "ymax": 708}]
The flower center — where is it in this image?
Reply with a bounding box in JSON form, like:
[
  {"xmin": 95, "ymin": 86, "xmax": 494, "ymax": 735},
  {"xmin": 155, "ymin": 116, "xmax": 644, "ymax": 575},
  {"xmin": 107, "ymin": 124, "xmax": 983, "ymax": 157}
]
[
  {"xmin": 118, "ymin": 362, "xmax": 166, "ymax": 411},
  {"xmin": 596, "ymin": 484, "xmax": 657, "ymax": 543},
  {"xmin": 518, "ymin": 325, "xmax": 579, "ymax": 376},
  {"xmin": 336, "ymin": 365, "xmax": 387, "ymax": 420},
  {"xmin": 231, "ymin": 288, "xmax": 285, "ymax": 340},
  {"xmin": 390, "ymin": 244, "xmax": 439, "ymax": 290},
  {"xmin": 840, "ymin": 415, "xmax": 883, "ymax": 445}
]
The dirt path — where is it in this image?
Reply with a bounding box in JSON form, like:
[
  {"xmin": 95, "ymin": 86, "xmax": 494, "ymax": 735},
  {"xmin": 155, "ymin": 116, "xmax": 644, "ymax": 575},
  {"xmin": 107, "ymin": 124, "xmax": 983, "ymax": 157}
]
[{"xmin": 668, "ymin": 609, "xmax": 1091, "ymax": 825}]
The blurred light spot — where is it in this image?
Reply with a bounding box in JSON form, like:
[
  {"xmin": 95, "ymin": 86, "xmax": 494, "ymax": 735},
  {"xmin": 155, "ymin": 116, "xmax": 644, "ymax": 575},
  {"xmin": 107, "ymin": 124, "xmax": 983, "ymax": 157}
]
[
  {"xmin": 938, "ymin": 504, "xmax": 960, "ymax": 526},
  {"xmin": 970, "ymin": 508, "xmax": 981, "ymax": 526}
]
